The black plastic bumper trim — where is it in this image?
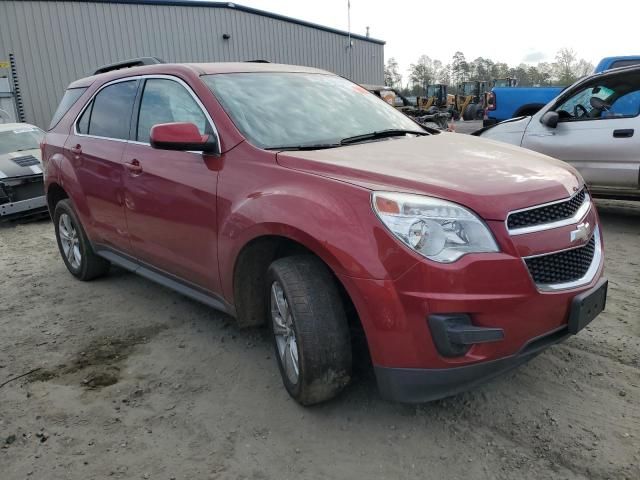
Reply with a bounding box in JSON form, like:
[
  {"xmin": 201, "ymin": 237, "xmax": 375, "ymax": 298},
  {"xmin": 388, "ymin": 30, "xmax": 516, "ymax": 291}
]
[
  {"xmin": 375, "ymin": 326, "xmax": 571, "ymax": 403},
  {"xmin": 428, "ymin": 313, "xmax": 504, "ymax": 357}
]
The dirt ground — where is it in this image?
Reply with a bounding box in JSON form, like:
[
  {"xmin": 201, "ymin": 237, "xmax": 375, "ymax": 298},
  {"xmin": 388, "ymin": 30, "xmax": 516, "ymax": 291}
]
[{"xmin": 1, "ymin": 199, "xmax": 638, "ymax": 480}]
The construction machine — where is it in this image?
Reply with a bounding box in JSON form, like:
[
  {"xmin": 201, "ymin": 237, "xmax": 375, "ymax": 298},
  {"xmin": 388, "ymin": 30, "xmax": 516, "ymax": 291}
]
[
  {"xmin": 362, "ymin": 84, "xmax": 450, "ymax": 130},
  {"xmin": 456, "ymin": 81, "xmax": 489, "ymax": 120},
  {"xmin": 491, "ymin": 77, "xmax": 518, "ymax": 88},
  {"xmin": 417, "ymin": 84, "xmax": 460, "ymax": 121}
]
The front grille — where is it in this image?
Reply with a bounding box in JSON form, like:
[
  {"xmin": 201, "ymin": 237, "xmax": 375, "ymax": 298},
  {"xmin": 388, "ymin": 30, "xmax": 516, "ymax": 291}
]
[
  {"xmin": 11, "ymin": 155, "xmax": 40, "ymax": 167},
  {"xmin": 525, "ymin": 234, "xmax": 596, "ymax": 285},
  {"xmin": 508, "ymin": 188, "xmax": 586, "ymax": 230}
]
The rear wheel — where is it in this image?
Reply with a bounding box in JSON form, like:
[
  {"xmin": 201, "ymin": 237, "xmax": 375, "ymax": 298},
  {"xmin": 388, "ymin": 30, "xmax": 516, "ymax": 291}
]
[
  {"xmin": 266, "ymin": 255, "xmax": 351, "ymax": 405},
  {"xmin": 54, "ymin": 199, "xmax": 110, "ymax": 280}
]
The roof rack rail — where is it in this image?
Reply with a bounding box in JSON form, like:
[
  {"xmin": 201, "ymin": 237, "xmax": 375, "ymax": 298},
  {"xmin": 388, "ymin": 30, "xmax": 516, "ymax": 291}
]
[
  {"xmin": 93, "ymin": 57, "xmax": 165, "ymax": 75},
  {"xmin": 245, "ymin": 59, "xmax": 271, "ymax": 63}
]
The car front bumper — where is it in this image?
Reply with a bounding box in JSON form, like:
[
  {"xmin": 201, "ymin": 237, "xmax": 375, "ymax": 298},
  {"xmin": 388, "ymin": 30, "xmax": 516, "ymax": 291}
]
[
  {"xmin": 0, "ymin": 195, "xmax": 47, "ymax": 218},
  {"xmin": 375, "ymin": 275, "xmax": 607, "ymax": 403},
  {"xmin": 337, "ymin": 219, "xmax": 606, "ymax": 402},
  {"xmin": 375, "ymin": 325, "xmax": 569, "ymax": 403},
  {"xmin": 0, "ymin": 175, "xmax": 47, "ymax": 219}
]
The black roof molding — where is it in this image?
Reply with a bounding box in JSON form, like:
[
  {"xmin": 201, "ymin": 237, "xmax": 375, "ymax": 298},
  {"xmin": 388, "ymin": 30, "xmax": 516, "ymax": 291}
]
[
  {"xmin": 93, "ymin": 56, "xmax": 165, "ymax": 75},
  {"xmin": 65, "ymin": 0, "xmax": 385, "ymax": 45}
]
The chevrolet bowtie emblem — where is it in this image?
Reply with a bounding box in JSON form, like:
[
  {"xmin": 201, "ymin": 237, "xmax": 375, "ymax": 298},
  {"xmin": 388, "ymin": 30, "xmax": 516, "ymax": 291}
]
[{"xmin": 570, "ymin": 222, "xmax": 590, "ymax": 242}]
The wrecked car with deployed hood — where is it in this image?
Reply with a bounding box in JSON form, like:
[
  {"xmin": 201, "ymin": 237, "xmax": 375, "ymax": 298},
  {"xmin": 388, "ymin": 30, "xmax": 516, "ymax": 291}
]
[{"xmin": 0, "ymin": 122, "xmax": 47, "ymax": 220}]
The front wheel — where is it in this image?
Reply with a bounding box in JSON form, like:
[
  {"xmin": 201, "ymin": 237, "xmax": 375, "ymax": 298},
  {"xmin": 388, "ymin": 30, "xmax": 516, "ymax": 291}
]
[{"xmin": 266, "ymin": 255, "xmax": 352, "ymax": 405}]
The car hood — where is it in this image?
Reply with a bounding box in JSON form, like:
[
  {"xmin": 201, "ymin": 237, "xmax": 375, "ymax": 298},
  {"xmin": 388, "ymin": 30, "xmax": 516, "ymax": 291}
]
[
  {"xmin": 472, "ymin": 116, "xmax": 531, "ymax": 136},
  {"xmin": 0, "ymin": 148, "xmax": 43, "ymax": 179},
  {"xmin": 479, "ymin": 116, "xmax": 532, "ymax": 138},
  {"xmin": 277, "ymin": 133, "xmax": 582, "ymax": 221}
]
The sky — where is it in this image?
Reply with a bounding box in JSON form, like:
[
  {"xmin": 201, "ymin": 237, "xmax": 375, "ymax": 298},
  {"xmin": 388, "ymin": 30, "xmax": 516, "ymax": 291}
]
[{"xmin": 225, "ymin": 0, "xmax": 637, "ymax": 82}]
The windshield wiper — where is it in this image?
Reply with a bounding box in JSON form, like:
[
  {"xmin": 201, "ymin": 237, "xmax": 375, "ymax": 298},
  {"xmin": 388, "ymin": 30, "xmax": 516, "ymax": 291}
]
[
  {"xmin": 265, "ymin": 143, "xmax": 341, "ymax": 151},
  {"xmin": 340, "ymin": 129, "xmax": 429, "ymax": 145}
]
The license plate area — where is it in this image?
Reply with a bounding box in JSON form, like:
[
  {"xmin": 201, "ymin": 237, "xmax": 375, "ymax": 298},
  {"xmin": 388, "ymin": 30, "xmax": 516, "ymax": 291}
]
[{"xmin": 568, "ymin": 278, "xmax": 608, "ymax": 334}]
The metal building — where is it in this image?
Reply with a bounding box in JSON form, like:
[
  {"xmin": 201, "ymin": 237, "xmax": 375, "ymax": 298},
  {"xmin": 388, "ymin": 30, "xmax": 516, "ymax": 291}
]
[{"xmin": 0, "ymin": 0, "xmax": 385, "ymax": 128}]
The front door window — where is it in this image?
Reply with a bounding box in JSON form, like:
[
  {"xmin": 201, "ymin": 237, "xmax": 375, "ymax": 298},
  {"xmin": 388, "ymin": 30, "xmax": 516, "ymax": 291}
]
[{"xmin": 553, "ymin": 71, "xmax": 640, "ymax": 122}]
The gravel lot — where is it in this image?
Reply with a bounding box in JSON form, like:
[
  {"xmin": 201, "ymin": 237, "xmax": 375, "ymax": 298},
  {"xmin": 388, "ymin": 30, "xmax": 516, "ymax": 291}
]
[
  {"xmin": 451, "ymin": 119, "xmax": 483, "ymax": 134},
  {"xmin": 1, "ymin": 199, "xmax": 639, "ymax": 480}
]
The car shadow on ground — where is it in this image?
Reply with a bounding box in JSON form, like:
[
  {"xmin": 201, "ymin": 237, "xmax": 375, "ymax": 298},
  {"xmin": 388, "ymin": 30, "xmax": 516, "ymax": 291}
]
[{"xmin": 0, "ymin": 214, "xmax": 50, "ymax": 229}]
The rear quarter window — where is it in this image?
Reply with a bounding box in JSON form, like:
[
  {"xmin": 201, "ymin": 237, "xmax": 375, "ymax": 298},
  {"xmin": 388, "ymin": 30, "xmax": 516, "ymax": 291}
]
[{"xmin": 49, "ymin": 88, "xmax": 87, "ymax": 130}]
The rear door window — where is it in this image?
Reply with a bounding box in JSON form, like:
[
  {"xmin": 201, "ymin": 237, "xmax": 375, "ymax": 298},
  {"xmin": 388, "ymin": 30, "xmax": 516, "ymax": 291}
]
[
  {"xmin": 49, "ymin": 88, "xmax": 87, "ymax": 130},
  {"xmin": 86, "ymin": 80, "xmax": 138, "ymax": 140}
]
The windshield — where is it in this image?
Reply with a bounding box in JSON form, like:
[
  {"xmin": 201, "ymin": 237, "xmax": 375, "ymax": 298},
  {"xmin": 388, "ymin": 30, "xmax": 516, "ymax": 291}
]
[
  {"xmin": 426, "ymin": 86, "xmax": 439, "ymax": 97},
  {"xmin": 202, "ymin": 73, "xmax": 423, "ymax": 149},
  {"xmin": 462, "ymin": 83, "xmax": 477, "ymax": 96},
  {"xmin": 0, "ymin": 126, "xmax": 44, "ymax": 155}
]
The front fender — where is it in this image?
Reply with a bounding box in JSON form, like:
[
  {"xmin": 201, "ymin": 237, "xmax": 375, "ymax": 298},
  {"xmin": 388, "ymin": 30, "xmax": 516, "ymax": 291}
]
[
  {"xmin": 479, "ymin": 116, "xmax": 530, "ymax": 146},
  {"xmin": 216, "ymin": 170, "xmax": 419, "ymax": 300}
]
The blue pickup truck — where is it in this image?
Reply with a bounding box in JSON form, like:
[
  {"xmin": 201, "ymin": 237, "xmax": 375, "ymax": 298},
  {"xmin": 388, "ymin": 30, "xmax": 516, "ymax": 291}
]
[{"xmin": 484, "ymin": 55, "xmax": 640, "ymax": 126}]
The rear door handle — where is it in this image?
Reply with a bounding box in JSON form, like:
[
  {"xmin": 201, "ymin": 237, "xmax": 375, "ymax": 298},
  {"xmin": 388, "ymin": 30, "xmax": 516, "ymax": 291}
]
[
  {"xmin": 124, "ymin": 159, "xmax": 143, "ymax": 175},
  {"xmin": 70, "ymin": 144, "xmax": 82, "ymax": 154},
  {"xmin": 613, "ymin": 129, "xmax": 634, "ymax": 138}
]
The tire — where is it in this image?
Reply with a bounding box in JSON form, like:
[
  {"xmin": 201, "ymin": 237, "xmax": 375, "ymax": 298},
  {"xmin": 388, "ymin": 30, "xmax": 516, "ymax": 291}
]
[
  {"xmin": 463, "ymin": 104, "xmax": 479, "ymax": 121},
  {"xmin": 266, "ymin": 255, "xmax": 352, "ymax": 405},
  {"xmin": 53, "ymin": 199, "xmax": 110, "ymax": 281},
  {"xmin": 475, "ymin": 107, "xmax": 484, "ymax": 120}
]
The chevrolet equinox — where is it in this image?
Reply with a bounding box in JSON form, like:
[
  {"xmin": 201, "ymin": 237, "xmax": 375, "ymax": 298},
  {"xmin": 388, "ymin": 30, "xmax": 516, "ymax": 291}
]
[{"xmin": 42, "ymin": 61, "xmax": 607, "ymax": 405}]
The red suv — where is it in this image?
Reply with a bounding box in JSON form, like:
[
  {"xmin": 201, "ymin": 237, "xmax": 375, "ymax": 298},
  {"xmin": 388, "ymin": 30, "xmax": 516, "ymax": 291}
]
[{"xmin": 42, "ymin": 60, "xmax": 607, "ymax": 405}]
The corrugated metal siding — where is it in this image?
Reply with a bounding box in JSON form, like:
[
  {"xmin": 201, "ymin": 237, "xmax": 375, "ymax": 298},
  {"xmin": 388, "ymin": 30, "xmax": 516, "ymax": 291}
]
[{"xmin": 0, "ymin": 1, "xmax": 384, "ymax": 128}]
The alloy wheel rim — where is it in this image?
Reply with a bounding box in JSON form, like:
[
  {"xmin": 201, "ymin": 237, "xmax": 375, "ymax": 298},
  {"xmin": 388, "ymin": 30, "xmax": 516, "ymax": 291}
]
[
  {"xmin": 270, "ymin": 281, "xmax": 299, "ymax": 384},
  {"xmin": 59, "ymin": 213, "xmax": 82, "ymax": 270}
]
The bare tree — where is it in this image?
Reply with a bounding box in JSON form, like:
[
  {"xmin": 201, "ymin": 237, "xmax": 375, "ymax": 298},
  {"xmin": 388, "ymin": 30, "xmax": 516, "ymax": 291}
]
[
  {"xmin": 554, "ymin": 48, "xmax": 579, "ymax": 84},
  {"xmin": 450, "ymin": 51, "xmax": 469, "ymax": 85},
  {"xmin": 384, "ymin": 57, "xmax": 402, "ymax": 88},
  {"xmin": 409, "ymin": 55, "xmax": 437, "ymax": 93}
]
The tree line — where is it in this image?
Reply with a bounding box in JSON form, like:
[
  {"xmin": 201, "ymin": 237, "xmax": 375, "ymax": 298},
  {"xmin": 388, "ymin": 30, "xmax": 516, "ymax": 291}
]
[{"xmin": 385, "ymin": 49, "xmax": 594, "ymax": 96}]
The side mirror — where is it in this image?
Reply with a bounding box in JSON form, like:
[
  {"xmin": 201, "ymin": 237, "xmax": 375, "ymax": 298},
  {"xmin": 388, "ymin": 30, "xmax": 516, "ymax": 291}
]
[
  {"xmin": 540, "ymin": 111, "xmax": 559, "ymax": 128},
  {"xmin": 150, "ymin": 122, "xmax": 218, "ymax": 153}
]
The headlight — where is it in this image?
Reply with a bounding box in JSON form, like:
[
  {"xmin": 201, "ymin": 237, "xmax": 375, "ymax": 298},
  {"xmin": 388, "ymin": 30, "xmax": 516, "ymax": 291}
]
[{"xmin": 372, "ymin": 192, "xmax": 499, "ymax": 263}]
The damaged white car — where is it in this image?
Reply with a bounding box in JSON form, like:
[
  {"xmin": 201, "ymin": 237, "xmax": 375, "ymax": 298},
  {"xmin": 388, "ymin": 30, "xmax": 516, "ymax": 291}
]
[{"xmin": 0, "ymin": 123, "xmax": 47, "ymax": 220}]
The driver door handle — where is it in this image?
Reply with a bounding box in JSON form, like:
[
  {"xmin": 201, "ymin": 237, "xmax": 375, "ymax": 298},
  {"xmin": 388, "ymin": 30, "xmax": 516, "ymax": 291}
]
[{"xmin": 613, "ymin": 129, "xmax": 634, "ymax": 138}]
